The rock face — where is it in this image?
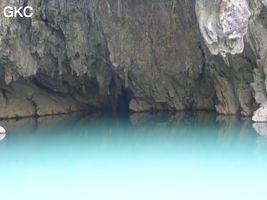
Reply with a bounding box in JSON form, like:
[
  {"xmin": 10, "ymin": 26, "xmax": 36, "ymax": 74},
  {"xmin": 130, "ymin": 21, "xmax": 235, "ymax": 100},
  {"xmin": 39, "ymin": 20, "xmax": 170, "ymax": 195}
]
[
  {"xmin": 0, "ymin": 0, "xmax": 121, "ymax": 118},
  {"xmin": 0, "ymin": 0, "xmax": 266, "ymax": 118},
  {"xmin": 196, "ymin": 0, "xmax": 251, "ymax": 57},
  {"xmin": 196, "ymin": 0, "xmax": 266, "ymax": 118}
]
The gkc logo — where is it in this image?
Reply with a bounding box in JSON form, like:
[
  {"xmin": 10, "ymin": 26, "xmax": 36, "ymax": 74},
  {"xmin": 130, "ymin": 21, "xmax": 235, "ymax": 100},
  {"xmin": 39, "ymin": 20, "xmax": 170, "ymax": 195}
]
[{"xmin": 3, "ymin": 6, "xmax": 33, "ymax": 18}]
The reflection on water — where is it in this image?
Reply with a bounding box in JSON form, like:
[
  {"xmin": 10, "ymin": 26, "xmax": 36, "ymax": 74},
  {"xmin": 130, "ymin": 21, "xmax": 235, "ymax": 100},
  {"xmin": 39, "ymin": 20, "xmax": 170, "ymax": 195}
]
[
  {"xmin": 0, "ymin": 112, "xmax": 267, "ymax": 200},
  {"xmin": 0, "ymin": 133, "xmax": 6, "ymax": 141},
  {"xmin": 253, "ymin": 123, "xmax": 267, "ymax": 138}
]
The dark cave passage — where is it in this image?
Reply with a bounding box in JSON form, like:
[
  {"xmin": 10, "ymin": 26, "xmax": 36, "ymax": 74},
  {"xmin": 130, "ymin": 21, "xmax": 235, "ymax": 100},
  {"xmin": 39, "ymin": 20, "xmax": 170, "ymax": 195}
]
[{"xmin": 115, "ymin": 88, "xmax": 130, "ymax": 114}]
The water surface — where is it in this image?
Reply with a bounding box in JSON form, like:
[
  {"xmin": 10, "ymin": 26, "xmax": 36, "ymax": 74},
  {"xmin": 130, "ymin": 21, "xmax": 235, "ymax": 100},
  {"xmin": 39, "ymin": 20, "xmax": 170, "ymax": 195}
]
[{"xmin": 0, "ymin": 112, "xmax": 266, "ymax": 200}]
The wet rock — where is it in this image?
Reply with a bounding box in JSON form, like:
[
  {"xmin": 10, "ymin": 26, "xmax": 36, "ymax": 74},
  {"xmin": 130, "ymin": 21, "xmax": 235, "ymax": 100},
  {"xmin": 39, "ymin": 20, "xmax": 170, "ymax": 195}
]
[
  {"xmin": 0, "ymin": 79, "xmax": 92, "ymax": 119},
  {"xmin": 0, "ymin": 126, "xmax": 5, "ymax": 133}
]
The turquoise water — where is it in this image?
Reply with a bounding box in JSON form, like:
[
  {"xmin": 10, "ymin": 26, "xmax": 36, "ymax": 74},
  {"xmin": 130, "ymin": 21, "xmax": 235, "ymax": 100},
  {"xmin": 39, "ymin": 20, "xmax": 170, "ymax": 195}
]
[{"xmin": 0, "ymin": 112, "xmax": 267, "ymax": 200}]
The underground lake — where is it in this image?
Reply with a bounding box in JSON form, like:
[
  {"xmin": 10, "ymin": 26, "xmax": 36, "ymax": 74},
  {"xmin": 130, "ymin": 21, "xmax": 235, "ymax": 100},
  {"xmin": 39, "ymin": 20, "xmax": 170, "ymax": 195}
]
[{"xmin": 0, "ymin": 112, "xmax": 266, "ymax": 200}]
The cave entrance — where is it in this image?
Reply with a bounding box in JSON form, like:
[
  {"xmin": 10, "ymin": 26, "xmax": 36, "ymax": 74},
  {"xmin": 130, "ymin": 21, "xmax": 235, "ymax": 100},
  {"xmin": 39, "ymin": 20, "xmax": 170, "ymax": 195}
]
[
  {"xmin": 109, "ymin": 77, "xmax": 130, "ymax": 115},
  {"xmin": 115, "ymin": 88, "xmax": 130, "ymax": 114}
]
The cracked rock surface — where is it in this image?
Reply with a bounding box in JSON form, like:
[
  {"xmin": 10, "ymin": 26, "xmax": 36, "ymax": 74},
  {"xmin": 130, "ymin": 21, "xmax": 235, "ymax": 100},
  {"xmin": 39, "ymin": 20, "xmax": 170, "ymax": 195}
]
[{"xmin": 0, "ymin": 0, "xmax": 266, "ymax": 119}]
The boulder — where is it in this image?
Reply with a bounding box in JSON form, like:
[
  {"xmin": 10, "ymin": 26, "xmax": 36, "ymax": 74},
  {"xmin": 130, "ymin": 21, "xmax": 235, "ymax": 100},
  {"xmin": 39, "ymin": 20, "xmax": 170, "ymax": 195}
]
[{"xmin": 253, "ymin": 102, "xmax": 267, "ymax": 122}]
